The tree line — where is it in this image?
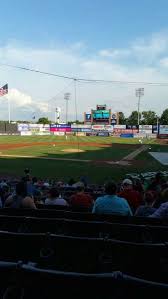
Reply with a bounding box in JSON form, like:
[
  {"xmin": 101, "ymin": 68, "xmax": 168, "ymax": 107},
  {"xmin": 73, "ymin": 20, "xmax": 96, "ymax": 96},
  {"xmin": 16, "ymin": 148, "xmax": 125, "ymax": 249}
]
[
  {"xmin": 37, "ymin": 109, "xmax": 168, "ymax": 125},
  {"xmin": 119, "ymin": 109, "xmax": 168, "ymax": 125}
]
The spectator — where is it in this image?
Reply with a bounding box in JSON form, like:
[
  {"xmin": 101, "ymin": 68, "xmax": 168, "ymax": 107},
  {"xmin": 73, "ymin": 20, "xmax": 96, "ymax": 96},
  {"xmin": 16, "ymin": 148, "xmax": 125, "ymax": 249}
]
[
  {"xmin": 119, "ymin": 179, "xmax": 142, "ymax": 212},
  {"xmin": 33, "ymin": 190, "xmax": 44, "ymax": 205},
  {"xmin": 148, "ymin": 172, "xmax": 165, "ymax": 192},
  {"xmin": 92, "ymin": 181, "xmax": 132, "ymax": 216},
  {"xmin": 5, "ymin": 181, "xmax": 36, "ymax": 209},
  {"xmin": 72, "ymin": 180, "xmax": 85, "ymax": 188},
  {"xmin": 150, "ymin": 202, "xmax": 168, "ymax": 218},
  {"xmin": 135, "ymin": 191, "xmax": 157, "ymax": 217},
  {"xmin": 0, "ymin": 185, "xmax": 10, "ymax": 207},
  {"xmin": 70, "ymin": 185, "xmax": 93, "ymax": 210},
  {"xmin": 153, "ymin": 187, "xmax": 167, "ymax": 208},
  {"xmin": 45, "ymin": 188, "xmax": 68, "ymax": 206},
  {"xmin": 149, "ymin": 183, "xmax": 168, "ymax": 218}
]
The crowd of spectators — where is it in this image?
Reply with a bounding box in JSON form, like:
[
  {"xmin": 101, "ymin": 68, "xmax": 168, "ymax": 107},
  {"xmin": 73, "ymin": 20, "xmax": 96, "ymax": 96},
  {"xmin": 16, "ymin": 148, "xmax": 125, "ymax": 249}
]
[{"xmin": 0, "ymin": 170, "xmax": 168, "ymax": 218}]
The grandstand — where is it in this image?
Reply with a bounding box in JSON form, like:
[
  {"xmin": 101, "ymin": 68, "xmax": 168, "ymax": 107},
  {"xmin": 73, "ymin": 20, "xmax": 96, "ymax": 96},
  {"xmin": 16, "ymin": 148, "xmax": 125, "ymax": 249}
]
[
  {"xmin": 1, "ymin": 1, "xmax": 168, "ymax": 296},
  {"xmin": 0, "ymin": 173, "xmax": 168, "ymax": 297}
]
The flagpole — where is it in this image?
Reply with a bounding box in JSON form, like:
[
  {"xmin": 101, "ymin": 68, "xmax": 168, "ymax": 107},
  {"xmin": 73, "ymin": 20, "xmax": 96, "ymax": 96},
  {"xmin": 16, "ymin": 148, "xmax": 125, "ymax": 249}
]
[{"xmin": 7, "ymin": 97, "xmax": 11, "ymax": 124}]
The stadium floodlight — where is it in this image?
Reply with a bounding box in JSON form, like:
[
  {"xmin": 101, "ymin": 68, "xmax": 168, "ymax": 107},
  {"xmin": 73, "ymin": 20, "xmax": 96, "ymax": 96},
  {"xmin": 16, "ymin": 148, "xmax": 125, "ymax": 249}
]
[
  {"xmin": 135, "ymin": 88, "xmax": 144, "ymax": 126},
  {"xmin": 64, "ymin": 93, "xmax": 71, "ymax": 124}
]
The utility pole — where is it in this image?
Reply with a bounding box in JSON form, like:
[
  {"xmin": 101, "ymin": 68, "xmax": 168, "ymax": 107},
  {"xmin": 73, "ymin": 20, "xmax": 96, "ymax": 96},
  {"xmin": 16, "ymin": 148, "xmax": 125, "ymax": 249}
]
[
  {"xmin": 64, "ymin": 93, "xmax": 71, "ymax": 124},
  {"xmin": 135, "ymin": 88, "xmax": 144, "ymax": 126}
]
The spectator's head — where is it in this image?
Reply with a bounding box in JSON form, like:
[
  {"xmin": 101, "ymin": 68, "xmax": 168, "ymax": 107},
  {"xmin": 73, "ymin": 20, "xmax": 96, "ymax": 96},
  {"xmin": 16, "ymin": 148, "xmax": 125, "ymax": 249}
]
[
  {"xmin": 105, "ymin": 181, "xmax": 117, "ymax": 195},
  {"xmin": 144, "ymin": 191, "xmax": 156, "ymax": 206},
  {"xmin": 48, "ymin": 188, "xmax": 59, "ymax": 199},
  {"xmin": 122, "ymin": 179, "xmax": 133, "ymax": 190},
  {"xmin": 16, "ymin": 181, "xmax": 27, "ymax": 197},
  {"xmin": 33, "ymin": 190, "xmax": 42, "ymax": 203},
  {"xmin": 32, "ymin": 177, "xmax": 38, "ymax": 184}
]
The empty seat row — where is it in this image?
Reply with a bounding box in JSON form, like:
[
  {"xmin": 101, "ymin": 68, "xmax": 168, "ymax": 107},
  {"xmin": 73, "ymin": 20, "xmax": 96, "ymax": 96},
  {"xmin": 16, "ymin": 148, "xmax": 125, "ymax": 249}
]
[
  {"xmin": 0, "ymin": 215, "xmax": 168, "ymax": 243},
  {"xmin": 1, "ymin": 207, "xmax": 168, "ymax": 225},
  {"xmin": 0, "ymin": 231, "xmax": 167, "ymax": 282},
  {"xmin": 0, "ymin": 261, "xmax": 168, "ymax": 298}
]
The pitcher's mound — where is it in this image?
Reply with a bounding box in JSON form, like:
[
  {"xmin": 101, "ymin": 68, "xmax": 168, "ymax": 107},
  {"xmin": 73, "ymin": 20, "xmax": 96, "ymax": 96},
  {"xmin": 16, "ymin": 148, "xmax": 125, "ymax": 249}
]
[{"xmin": 62, "ymin": 148, "xmax": 85, "ymax": 153}]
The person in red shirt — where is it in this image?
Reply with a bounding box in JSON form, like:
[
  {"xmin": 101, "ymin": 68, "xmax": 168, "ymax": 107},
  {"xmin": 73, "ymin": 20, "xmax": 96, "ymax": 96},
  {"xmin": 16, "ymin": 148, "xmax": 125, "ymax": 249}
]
[
  {"xmin": 118, "ymin": 179, "xmax": 142, "ymax": 212},
  {"xmin": 70, "ymin": 186, "xmax": 93, "ymax": 211}
]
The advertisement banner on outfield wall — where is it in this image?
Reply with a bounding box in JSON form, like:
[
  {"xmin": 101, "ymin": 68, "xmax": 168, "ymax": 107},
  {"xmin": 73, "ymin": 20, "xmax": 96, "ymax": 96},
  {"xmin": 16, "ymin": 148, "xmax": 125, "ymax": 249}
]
[
  {"xmin": 114, "ymin": 125, "xmax": 126, "ymax": 129},
  {"xmin": 71, "ymin": 125, "xmax": 91, "ymax": 129},
  {"xmin": 18, "ymin": 124, "xmax": 29, "ymax": 131},
  {"xmin": 97, "ymin": 132, "xmax": 109, "ymax": 137},
  {"xmin": 113, "ymin": 128, "xmax": 138, "ymax": 134},
  {"xmin": 29, "ymin": 124, "xmax": 43, "ymax": 128},
  {"xmin": 105, "ymin": 125, "xmax": 114, "ymax": 132},
  {"xmin": 126, "ymin": 125, "xmax": 139, "ymax": 130},
  {"xmin": 139, "ymin": 125, "xmax": 152, "ymax": 134},
  {"xmin": 72, "ymin": 128, "xmax": 92, "ymax": 132},
  {"xmin": 76, "ymin": 132, "xmax": 86, "ymax": 136},
  {"xmin": 159, "ymin": 125, "xmax": 168, "ymax": 134},
  {"xmin": 32, "ymin": 132, "xmax": 50, "ymax": 136},
  {"xmin": 53, "ymin": 132, "xmax": 65, "ymax": 136},
  {"xmin": 92, "ymin": 125, "xmax": 105, "ymax": 130},
  {"xmin": 20, "ymin": 131, "xmax": 32, "ymax": 136},
  {"xmin": 152, "ymin": 125, "xmax": 158, "ymax": 134},
  {"xmin": 50, "ymin": 124, "xmax": 71, "ymax": 132}
]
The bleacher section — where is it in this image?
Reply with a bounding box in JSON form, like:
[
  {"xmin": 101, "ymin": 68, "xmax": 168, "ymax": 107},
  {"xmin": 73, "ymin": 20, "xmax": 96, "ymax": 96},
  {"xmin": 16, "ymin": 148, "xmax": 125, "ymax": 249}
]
[{"xmin": 0, "ymin": 206, "xmax": 168, "ymax": 298}]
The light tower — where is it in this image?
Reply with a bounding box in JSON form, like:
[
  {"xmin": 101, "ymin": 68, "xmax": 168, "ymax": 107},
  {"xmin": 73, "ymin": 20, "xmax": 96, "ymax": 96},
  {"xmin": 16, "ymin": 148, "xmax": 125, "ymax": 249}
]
[
  {"xmin": 135, "ymin": 88, "xmax": 144, "ymax": 125},
  {"xmin": 64, "ymin": 93, "xmax": 71, "ymax": 124}
]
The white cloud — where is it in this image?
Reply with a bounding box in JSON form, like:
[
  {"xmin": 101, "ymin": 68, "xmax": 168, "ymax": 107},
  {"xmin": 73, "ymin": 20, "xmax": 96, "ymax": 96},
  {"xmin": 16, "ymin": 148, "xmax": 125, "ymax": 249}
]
[
  {"xmin": 160, "ymin": 57, "xmax": 168, "ymax": 67},
  {"xmin": 99, "ymin": 49, "xmax": 131, "ymax": 58},
  {"xmin": 8, "ymin": 89, "xmax": 32, "ymax": 107},
  {"xmin": 1, "ymin": 32, "xmax": 168, "ymax": 121}
]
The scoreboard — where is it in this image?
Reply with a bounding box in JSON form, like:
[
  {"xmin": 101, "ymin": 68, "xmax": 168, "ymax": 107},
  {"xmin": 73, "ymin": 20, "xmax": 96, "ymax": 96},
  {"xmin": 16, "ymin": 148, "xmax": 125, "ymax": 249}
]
[
  {"xmin": 92, "ymin": 110, "xmax": 110, "ymax": 121},
  {"xmin": 84, "ymin": 104, "xmax": 118, "ymax": 125}
]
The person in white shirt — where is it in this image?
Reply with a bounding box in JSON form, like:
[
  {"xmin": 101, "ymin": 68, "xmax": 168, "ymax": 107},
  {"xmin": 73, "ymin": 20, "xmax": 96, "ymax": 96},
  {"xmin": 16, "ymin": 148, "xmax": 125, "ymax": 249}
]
[{"xmin": 45, "ymin": 188, "xmax": 68, "ymax": 206}]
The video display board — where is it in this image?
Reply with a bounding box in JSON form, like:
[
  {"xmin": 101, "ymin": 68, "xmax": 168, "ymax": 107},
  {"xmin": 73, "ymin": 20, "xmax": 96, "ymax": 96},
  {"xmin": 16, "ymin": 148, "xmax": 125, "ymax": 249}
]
[
  {"xmin": 92, "ymin": 110, "xmax": 110, "ymax": 120},
  {"xmin": 85, "ymin": 114, "xmax": 91, "ymax": 122}
]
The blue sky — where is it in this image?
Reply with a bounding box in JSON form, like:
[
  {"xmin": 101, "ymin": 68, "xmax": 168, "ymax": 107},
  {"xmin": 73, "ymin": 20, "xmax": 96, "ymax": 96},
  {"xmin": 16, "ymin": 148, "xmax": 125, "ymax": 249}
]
[
  {"xmin": 1, "ymin": 0, "xmax": 168, "ymax": 49},
  {"xmin": 1, "ymin": 0, "xmax": 168, "ymax": 120}
]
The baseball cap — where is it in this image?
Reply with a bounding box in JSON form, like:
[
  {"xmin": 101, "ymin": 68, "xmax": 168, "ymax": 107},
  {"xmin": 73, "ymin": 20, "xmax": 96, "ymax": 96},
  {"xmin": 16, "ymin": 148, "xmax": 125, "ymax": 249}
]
[{"xmin": 123, "ymin": 179, "xmax": 133, "ymax": 185}]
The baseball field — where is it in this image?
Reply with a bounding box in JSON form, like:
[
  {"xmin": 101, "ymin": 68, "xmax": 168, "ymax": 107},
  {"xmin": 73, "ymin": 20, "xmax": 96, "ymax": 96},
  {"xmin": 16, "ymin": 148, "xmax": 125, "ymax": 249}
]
[{"xmin": 0, "ymin": 135, "xmax": 167, "ymax": 183}]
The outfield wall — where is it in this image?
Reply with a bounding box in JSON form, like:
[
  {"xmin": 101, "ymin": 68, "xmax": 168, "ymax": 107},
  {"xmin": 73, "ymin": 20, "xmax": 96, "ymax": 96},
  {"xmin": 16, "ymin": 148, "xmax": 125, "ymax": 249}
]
[{"xmin": 2, "ymin": 123, "xmax": 165, "ymax": 139}]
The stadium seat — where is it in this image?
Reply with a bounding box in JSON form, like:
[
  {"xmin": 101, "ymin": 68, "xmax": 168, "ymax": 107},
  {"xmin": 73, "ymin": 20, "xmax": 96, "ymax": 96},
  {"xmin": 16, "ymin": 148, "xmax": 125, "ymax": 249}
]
[
  {"xmin": 8, "ymin": 264, "xmax": 168, "ymax": 299},
  {"xmin": 102, "ymin": 238, "xmax": 168, "ymax": 282},
  {"xmin": 0, "ymin": 231, "xmax": 105, "ymax": 273},
  {"xmin": 1, "ymin": 214, "xmax": 168, "ymax": 244},
  {"xmin": 0, "ymin": 231, "xmax": 167, "ymax": 279},
  {"xmin": 2, "ymin": 208, "xmax": 168, "ymax": 226}
]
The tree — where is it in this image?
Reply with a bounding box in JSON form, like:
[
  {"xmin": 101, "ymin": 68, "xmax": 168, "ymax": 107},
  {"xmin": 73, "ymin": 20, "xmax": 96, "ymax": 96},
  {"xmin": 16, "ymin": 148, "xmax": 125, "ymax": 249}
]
[
  {"xmin": 127, "ymin": 111, "xmax": 140, "ymax": 125},
  {"xmin": 118, "ymin": 112, "xmax": 126, "ymax": 125},
  {"xmin": 160, "ymin": 109, "xmax": 168, "ymax": 124},
  {"xmin": 141, "ymin": 111, "xmax": 157, "ymax": 125},
  {"xmin": 37, "ymin": 117, "xmax": 51, "ymax": 124},
  {"xmin": 68, "ymin": 120, "xmax": 84, "ymax": 125}
]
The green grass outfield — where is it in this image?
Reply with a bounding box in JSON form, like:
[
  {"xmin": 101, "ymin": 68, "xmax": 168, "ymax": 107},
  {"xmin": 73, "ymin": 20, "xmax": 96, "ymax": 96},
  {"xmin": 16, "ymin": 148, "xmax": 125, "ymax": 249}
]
[{"xmin": 0, "ymin": 135, "xmax": 167, "ymax": 183}]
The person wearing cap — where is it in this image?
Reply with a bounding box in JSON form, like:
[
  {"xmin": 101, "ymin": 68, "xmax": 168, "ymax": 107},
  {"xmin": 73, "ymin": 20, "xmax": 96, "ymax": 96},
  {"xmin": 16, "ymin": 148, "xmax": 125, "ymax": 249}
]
[
  {"xmin": 92, "ymin": 181, "xmax": 132, "ymax": 216},
  {"xmin": 119, "ymin": 179, "xmax": 142, "ymax": 212}
]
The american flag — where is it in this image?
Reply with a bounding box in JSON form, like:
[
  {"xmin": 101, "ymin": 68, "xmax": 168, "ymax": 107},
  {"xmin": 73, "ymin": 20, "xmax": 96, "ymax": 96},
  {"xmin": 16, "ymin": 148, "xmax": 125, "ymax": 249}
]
[{"xmin": 0, "ymin": 84, "xmax": 8, "ymax": 97}]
